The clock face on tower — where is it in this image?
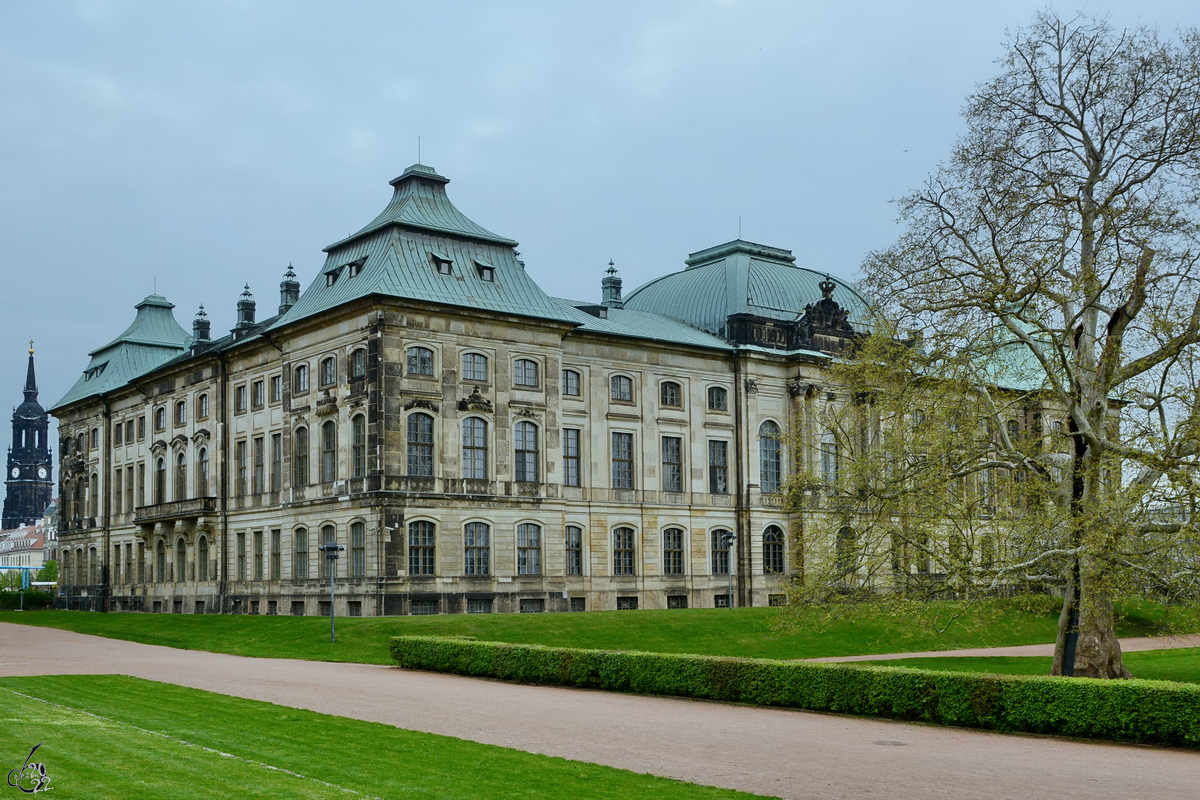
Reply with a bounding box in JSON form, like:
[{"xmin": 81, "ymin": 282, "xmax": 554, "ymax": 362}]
[
  {"xmin": 37, "ymin": 467, "xmax": 47, "ymax": 479},
  {"xmin": 9, "ymin": 467, "xmax": 18, "ymax": 479}
]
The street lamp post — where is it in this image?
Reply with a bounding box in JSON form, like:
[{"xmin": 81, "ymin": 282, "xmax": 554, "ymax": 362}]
[
  {"xmin": 317, "ymin": 543, "xmax": 345, "ymax": 642},
  {"xmin": 721, "ymin": 531, "xmax": 737, "ymax": 608}
]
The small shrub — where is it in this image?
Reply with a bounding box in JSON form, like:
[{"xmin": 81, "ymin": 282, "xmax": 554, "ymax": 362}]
[
  {"xmin": 0, "ymin": 591, "xmax": 54, "ymax": 610},
  {"xmin": 390, "ymin": 636, "xmax": 1200, "ymax": 748}
]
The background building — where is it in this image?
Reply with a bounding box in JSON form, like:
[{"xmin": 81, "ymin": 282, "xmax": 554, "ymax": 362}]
[
  {"xmin": 3, "ymin": 347, "xmax": 54, "ymax": 529},
  {"xmin": 50, "ymin": 165, "xmax": 864, "ymax": 616}
]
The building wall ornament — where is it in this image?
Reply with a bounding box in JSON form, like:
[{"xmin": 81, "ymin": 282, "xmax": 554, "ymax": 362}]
[
  {"xmin": 315, "ymin": 390, "xmax": 339, "ymax": 417},
  {"xmin": 457, "ymin": 386, "xmax": 494, "ymax": 413},
  {"xmin": 404, "ymin": 398, "xmax": 439, "ymax": 413}
]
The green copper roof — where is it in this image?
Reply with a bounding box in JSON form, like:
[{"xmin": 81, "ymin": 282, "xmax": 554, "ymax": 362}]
[
  {"xmin": 273, "ymin": 166, "xmax": 578, "ymax": 329},
  {"xmin": 554, "ymin": 299, "xmax": 732, "ymax": 351},
  {"xmin": 53, "ymin": 294, "xmax": 190, "ymax": 411},
  {"xmin": 623, "ymin": 239, "xmax": 868, "ymax": 338},
  {"xmin": 324, "ymin": 164, "xmax": 518, "ymax": 250}
]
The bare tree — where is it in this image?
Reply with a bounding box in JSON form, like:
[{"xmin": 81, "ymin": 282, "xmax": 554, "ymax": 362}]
[{"xmin": 861, "ymin": 13, "xmax": 1200, "ymax": 678}]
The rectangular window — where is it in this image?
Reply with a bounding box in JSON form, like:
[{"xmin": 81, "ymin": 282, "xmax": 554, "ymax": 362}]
[
  {"xmin": 464, "ymin": 522, "xmax": 490, "ymax": 575},
  {"xmin": 616, "ymin": 596, "xmax": 638, "ymax": 610},
  {"xmin": 175, "ymin": 401, "xmax": 186, "ymax": 425},
  {"xmin": 709, "ymin": 440, "xmax": 729, "ymax": 494},
  {"xmin": 236, "ymin": 532, "xmax": 246, "ymax": 580},
  {"xmin": 137, "ymin": 416, "xmax": 146, "ymax": 439},
  {"xmin": 114, "ymin": 423, "xmax": 123, "ymax": 446},
  {"xmin": 408, "ymin": 521, "xmax": 435, "ymax": 575},
  {"xmin": 199, "ymin": 394, "xmax": 209, "ymax": 418},
  {"xmin": 351, "ymin": 521, "xmax": 366, "ymax": 577},
  {"xmin": 319, "ymin": 358, "xmax": 336, "ymax": 387},
  {"xmin": 462, "ymin": 352, "xmax": 487, "ymax": 382},
  {"xmin": 126, "ymin": 465, "xmax": 134, "ymax": 512},
  {"xmin": 661, "ymin": 436, "xmax": 683, "ymax": 493},
  {"xmin": 270, "ymin": 433, "xmax": 282, "ymax": 493},
  {"xmin": 566, "ymin": 525, "xmax": 583, "ymax": 576},
  {"xmin": 235, "ymin": 385, "xmax": 248, "ymax": 413},
  {"xmin": 270, "ymin": 375, "xmax": 282, "ymax": 403},
  {"xmin": 252, "ymin": 380, "xmax": 264, "ymax": 408},
  {"xmin": 113, "ymin": 469, "xmax": 123, "ymax": 515},
  {"xmin": 519, "ymin": 598, "xmax": 545, "ymax": 613},
  {"xmin": 270, "ymin": 529, "xmax": 281, "ymax": 580},
  {"xmin": 137, "ymin": 463, "xmax": 145, "ymax": 507},
  {"xmin": 711, "ymin": 530, "xmax": 731, "ymax": 574},
  {"xmin": 236, "ymin": 440, "xmax": 248, "ymax": 496},
  {"xmin": 821, "ymin": 430, "xmax": 840, "ymax": 487},
  {"xmin": 294, "ymin": 364, "xmax": 309, "ymax": 394},
  {"xmin": 252, "ymin": 436, "xmax": 265, "ymax": 494},
  {"xmin": 125, "ymin": 543, "xmax": 133, "ymax": 585},
  {"xmin": 295, "ymin": 428, "xmax": 310, "ymax": 486},
  {"xmin": 563, "ymin": 428, "xmax": 581, "ymax": 487},
  {"xmin": 126, "ymin": 420, "xmax": 135, "ymax": 441},
  {"xmin": 513, "ymin": 359, "xmax": 539, "ymax": 387},
  {"xmin": 667, "ymin": 595, "xmax": 688, "ymax": 609},
  {"xmin": 569, "ymin": 597, "xmax": 586, "ymax": 612},
  {"xmin": 462, "ymin": 418, "xmax": 487, "ymax": 480},
  {"xmin": 347, "ymin": 601, "xmax": 362, "ymax": 617},
  {"xmin": 138, "ymin": 542, "xmax": 145, "ymax": 583},
  {"xmin": 254, "ymin": 530, "xmax": 263, "ymax": 580},
  {"xmin": 467, "ymin": 598, "xmax": 493, "ymax": 614},
  {"xmin": 663, "ymin": 527, "xmax": 684, "ymax": 575},
  {"xmin": 612, "ymin": 432, "xmax": 634, "ymax": 490},
  {"xmin": 291, "ymin": 600, "xmax": 306, "ymax": 616},
  {"xmin": 517, "ymin": 523, "xmax": 541, "ymax": 575},
  {"xmin": 322, "ymin": 526, "xmax": 337, "ymax": 580},
  {"xmin": 410, "ymin": 599, "xmax": 438, "ymax": 615},
  {"xmin": 613, "ymin": 527, "xmax": 635, "ymax": 575}
]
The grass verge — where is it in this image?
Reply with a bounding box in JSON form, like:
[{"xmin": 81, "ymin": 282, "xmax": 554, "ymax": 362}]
[
  {"xmin": 3, "ymin": 597, "xmax": 1195, "ymax": 663},
  {"xmin": 0, "ymin": 675, "xmax": 770, "ymax": 800},
  {"xmin": 853, "ymin": 646, "xmax": 1200, "ymax": 684}
]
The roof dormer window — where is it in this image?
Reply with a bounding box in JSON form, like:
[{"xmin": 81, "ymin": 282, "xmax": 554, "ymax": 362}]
[
  {"xmin": 430, "ymin": 251, "xmax": 453, "ymax": 275},
  {"xmin": 325, "ymin": 266, "xmax": 344, "ymax": 287},
  {"xmin": 474, "ymin": 259, "xmax": 495, "ymax": 282},
  {"xmin": 347, "ymin": 257, "xmax": 366, "ymax": 278}
]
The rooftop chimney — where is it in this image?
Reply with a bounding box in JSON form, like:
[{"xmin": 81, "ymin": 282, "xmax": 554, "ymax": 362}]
[
  {"xmin": 279, "ymin": 265, "xmax": 300, "ymax": 314},
  {"xmin": 235, "ymin": 285, "xmax": 256, "ymax": 329},
  {"xmin": 192, "ymin": 304, "xmax": 211, "ymax": 341},
  {"xmin": 601, "ymin": 260, "xmax": 623, "ymax": 309}
]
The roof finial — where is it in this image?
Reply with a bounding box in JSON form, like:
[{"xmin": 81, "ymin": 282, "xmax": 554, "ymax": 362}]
[
  {"xmin": 285, "ymin": 263, "xmax": 296, "ymax": 280},
  {"xmin": 28, "ymin": 340, "xmax": 34, "ymax": 356},
  {"xmin": 195, "ymin": 303, "xmax": 207, "ymax": 318}
]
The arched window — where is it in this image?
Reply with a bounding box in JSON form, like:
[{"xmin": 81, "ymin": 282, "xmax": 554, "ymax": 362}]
[
  {"xmin": 663, "ymin": 527, "xmax": 685, "ymax": 575},
  {"xmin": 462, "ymin": 417, "xmax": 488, "ymax": 480},
  {"xmin": 198, "ymin": 536, "xmax": 209, "ymax": 581},
  {"xmin": 464, "ymin": 522, "xmax": 490, "ymax": 575},
  {"xmin": 462, "ymin": 352, "xmax": 488, "ymax": 382},
  {"xmin": 836, "ymin": 527, "xmax": 857, "ymax": 578},
  {"xmin": 406, "ymin": 346, "xmax": 434, "ymax": 376},
  {"xmin": 613, "ymin": 527, "xmax": 635, "ymax": 575},
  {"xmin": 321, "ymin": 524, "xmax": 337, "ymax": 579},
  {"xmin": 319, "ymin": 356, "xmax": 337, "ymax": 387},
  {"xmin": 321, "ymin": 421, "xmax": 337, "ymax": 483},
  {"xmin": 154, "ymin": 407, "xmax": 166, "ymax": 431},
  {"xmin": 294, "ymin": 363, "xmax": 309, "ymax": 393},
  {"xmin": 660, "ymin": 381, "xmax": 682, "ymax": 407},
  {"xmin": 610, "ymin": 375, "xmax": 633, "ymax": 402},
  {"xmin": 197, "ymin": 448, "xmax": 209, "ymax": 496},
  {"xmin": 75, "ymin": 548, "xmax": 84, "ymax": 585},
  {"xmin": 517, "ymin": 523, "xmax": 541, "ymax": 575},
  {"xmin": 89, "ymin": 472, "xmax": 99, "ymax": 517},
  {"xmin": 156, "ymin": 540, "xmax": 166, "ymax": 583},
  {"xmin": 406, "ymin": 413, "xmax": 434, "ymax": 477},
  {"xmin": 763, "ymin": 526, "xmax": 785, "ymax": 574},
  {"xmin": 711, "ymin": 529, "xmax": 732, "ymax": 575},
  {"xmin": 759, "ymin": 421, "xmax": 782, "ymax": 494},
  {"xmin": 514, "ymin": 421, "xmax": 538, "ymax": 482},
  {"xmin": 294, "ymin": 527, "xmax": 309, "ymax": 579},
  {"xmin": 566, "ymin": 525, "xmax": 583, "ymax": 576},
  {"xmin": 61, "ymin": 551, "xmax": 71, "ymax": 588},
  {"xmin": 408, "ymin": 521, "xmax": 435, "ymax": 575},
  {"xmin": 175, "ymin": 400, "xmax": 187, "ymax": 426},
  {"xmin": 175, "ymin": 453, "xmax": 188, "ymax": 500},
  {"xmin": 176, "ymin": 538, "xmax": 187, "ymax": 582},
  {"xmin": 561, "ymin": 368, "xmax": 581, "ymax": 396},
  {"xmin": 154, "ymin": 459, "xmax": 166, "ymax": 504},
  {"xmin": 351, "ymin": 521, "xmax": 366, "ymax": 577},
  {"xmin": 198, "ymin": 393, "xmax": 209, "ymax": 418},
  {"xmin": 294, "ymin": 427, "xmax": 310, "ymax": 486},
  {"xmin": 350, "ymin": 349, "xmax": 367, "ymax": 380},
  {"xmin": 513, "ymin": 358, "xmax": 539, "ymax": 387},
  {"xmin": 351, "ymin": 415, "xmax": 367, "ymax": 478},
  {"xmin": 707, "ymin": 386, "xmax": 728, "ymax": 411},
  {"xmin": 88, "ymin": 547, "xmax": 98, "ymax": 584},
  {"xmin": 821, "ymin": 429, "xmax": 840, "ymax": 486}
]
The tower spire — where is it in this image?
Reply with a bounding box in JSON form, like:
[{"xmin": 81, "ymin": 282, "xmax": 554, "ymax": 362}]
[{"xmin": 24, "ymin": 342, "xmax": 38, "ymax": 402}]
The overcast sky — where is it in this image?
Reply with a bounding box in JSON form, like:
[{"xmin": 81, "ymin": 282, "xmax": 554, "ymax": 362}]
[{"xmin": 3, "ymin": 0, "xmax": 1199, "ymax": 462}]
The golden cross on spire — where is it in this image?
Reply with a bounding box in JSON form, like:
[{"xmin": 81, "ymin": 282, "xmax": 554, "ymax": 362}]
[{"xmin": 28, "ymin": 340, "xmax": 34, "ymax": 355}]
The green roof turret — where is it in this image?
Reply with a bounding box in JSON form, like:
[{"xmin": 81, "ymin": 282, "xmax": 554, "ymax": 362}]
[{"xmin": 601, "ymin": 260, "xmax": 624, "ymax": 308}]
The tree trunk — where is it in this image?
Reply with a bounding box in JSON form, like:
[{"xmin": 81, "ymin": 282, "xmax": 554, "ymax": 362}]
[
  {"xmin": 1072, "ymin": 555, "xmax": 1132, "ymax": 679},
  {"xmin": 1050, "ymin": 578, "xmax": 1075, "ymax": 675}
]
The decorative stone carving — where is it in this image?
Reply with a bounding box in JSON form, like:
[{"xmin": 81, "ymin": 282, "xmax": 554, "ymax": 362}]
[
  {"xmin": 457, "ymin": 386, "xmax": 494, "ymax": 413},
  {"xmin": 798, "ymin": 278, "xmax": 854, "ymax": 335},
  {"xmin": 315, "ymin": 389, "xmax": 339, "ymax": 417},
  {"xmin": 170, "ymin": 434, "xmax": 189, "ymax": 451},
  {"xmin": 191, "ymin": 428, "xmax": 211, "ymax": 446},
  {"xmin": 744, "ymin": 378, "xmax": 758, "ymax": 394},
  {"xmin": 404, "ymin": 398, "xmax": 439, "ymax": 413},
  {"xmin": 512, "ymin": 407, "xmax": 538, "ymax": 419},
  {"xmin": 787, "ymin": 381, "xmax": 818, "ymax": 399},
  {"xmin": 149, "ymin": 439, "xmax": 167, "ymax": 457}
]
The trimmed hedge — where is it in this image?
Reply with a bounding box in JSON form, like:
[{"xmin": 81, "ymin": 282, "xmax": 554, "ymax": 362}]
[
  {"xmin": 390, "ymin": 635, "xmax": 1200, "ymax": 748},
  {"xmin": 0, "ymin": 591, "xmax": 53, "ymax": 610}
]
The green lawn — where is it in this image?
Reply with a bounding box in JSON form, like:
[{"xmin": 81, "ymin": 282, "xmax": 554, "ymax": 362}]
[
  {"xmin": 855, "ymin": 647, "xmax": 1200, "ymax": 683},
  {"xmin": 2, "ymin": 597, "xmax": 1195, "ymax": 664},
  {"xmin": 0, "ymin": 675, "xmax": 770, "ymax": 799}
]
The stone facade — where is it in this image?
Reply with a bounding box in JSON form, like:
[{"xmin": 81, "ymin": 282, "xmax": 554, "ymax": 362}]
[{"xmin": 51, "ymin": 164, "xmax": 863, "ymax": 616}]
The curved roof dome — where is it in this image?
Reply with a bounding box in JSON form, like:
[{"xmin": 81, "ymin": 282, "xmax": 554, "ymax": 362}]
[{"xmin": 622, "ymin": 240, "xmax": 868, "ymax": 339}]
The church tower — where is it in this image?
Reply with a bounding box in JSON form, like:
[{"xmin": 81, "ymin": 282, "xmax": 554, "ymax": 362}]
[{"xmin": 3, "ymin": 344, "xmax": 54, "ymax": 529}]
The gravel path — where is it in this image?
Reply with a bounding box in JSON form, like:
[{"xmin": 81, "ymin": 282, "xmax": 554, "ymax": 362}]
[
  {"xmin": 0, "ymin": 622, "xmax": 1196, "ymax": 800},
  {"xmin": 808, "ymin": 633, "xmax": 1200, "ymax": 662}
]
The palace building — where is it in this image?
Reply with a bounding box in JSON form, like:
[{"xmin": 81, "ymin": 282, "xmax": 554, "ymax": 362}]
[{"xmin": 50, "ymin": 164, "xmax": 865, "ymax": 616}]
